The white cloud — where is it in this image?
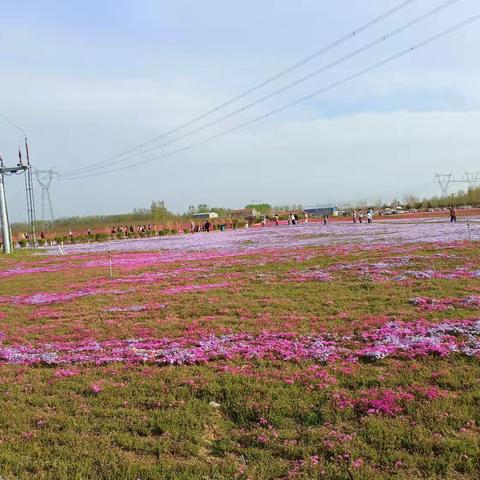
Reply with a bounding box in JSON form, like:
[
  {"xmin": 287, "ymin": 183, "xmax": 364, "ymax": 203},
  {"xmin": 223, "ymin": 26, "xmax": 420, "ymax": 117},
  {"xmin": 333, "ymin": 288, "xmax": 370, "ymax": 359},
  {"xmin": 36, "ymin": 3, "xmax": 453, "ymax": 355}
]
[{"xmin": 2, "ymin": 0, "xmax": 480, "ymax": 219}]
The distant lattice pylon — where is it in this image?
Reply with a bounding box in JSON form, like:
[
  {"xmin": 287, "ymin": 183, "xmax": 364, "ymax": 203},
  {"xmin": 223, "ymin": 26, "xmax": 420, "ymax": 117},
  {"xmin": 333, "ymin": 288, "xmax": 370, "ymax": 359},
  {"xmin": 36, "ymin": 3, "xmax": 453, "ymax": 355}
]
[
  {"xmin": 34, "ymin": 168, "xmax": 59, "ymax": 223},
  {"xmin": 463, "ymin": 171, "xmax": 480, "ymax": 189},
  {"xmin": 434, "ymin": 173, "xmax": 454, "ymax": 196}
]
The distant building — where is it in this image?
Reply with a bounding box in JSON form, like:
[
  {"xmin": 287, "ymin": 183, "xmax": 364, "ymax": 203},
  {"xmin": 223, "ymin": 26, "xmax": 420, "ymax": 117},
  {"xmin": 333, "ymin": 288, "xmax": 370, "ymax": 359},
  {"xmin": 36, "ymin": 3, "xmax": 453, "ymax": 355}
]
[
  {"xmin": 304, "ymin": 206, "xmax": 339, "ymax": 217},
  {"xmin": 191, "ymin": 212, "xmax": 219, "ymax": 219}
]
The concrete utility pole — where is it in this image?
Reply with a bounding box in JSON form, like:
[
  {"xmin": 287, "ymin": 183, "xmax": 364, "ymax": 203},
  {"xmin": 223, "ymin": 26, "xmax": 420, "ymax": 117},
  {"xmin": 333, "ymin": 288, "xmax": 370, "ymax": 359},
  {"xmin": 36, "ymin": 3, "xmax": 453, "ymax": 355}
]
[
  {"xmin": 0, "ymin": 162, "xmax": 27, "ymax": 254},
  {"xmin": 0, "ymin": 169, "xmax": 11, "ymax": 253}
]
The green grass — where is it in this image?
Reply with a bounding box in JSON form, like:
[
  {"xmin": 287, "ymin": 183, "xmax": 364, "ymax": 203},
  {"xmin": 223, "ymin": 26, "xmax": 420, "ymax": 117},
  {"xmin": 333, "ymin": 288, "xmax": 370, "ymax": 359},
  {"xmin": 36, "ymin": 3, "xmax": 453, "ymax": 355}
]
[{"xmin": 0, "ymin": 243, "xmax": 479, "ymax": 478}]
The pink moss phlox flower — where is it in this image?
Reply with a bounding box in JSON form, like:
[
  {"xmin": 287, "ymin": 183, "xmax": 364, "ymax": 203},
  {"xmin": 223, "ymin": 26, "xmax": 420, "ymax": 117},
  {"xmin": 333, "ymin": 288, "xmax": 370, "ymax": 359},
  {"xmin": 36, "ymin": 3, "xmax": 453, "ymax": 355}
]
[
  {"xmin": 0, "ymin": 287, "xmax": 134, "ymax": 306},
  {"xmin": 43, "ymin": 221, "xmax": 478, "ymax": 257},
  {"xmin": 0, "ymin": 264, "xmax": 62, "ymax": 279},
  {"xmin": 162, "ymin": 283, "xmax": 230, "ymax": 295},
  {"xmin": 90, "ymin": 382, "xmax": 103, "ymax": 394},
  {"xmin": 0, "ymin": 319, "xmax": 479, "ymax": 366},
  {"xmin": 351, "ymin": 459, "xmax": 364, "ymax": 469},
  {"xmin": 410, "ymin": 296, "xmax": 480, "ymax": 312},
  {"xmin": 54, "ymin": 368, "xmax": 80, "ymax": 378},
  {"xmin": 289, "ymin": 269, "xmax": 333, "ymax": 283}
]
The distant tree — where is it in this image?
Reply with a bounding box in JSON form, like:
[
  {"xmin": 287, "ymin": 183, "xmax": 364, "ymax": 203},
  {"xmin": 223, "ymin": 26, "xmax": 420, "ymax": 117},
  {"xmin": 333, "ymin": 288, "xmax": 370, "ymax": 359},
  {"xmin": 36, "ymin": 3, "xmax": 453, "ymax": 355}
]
[
  {"xmin": 402, "ymin": 194, "xmax": 418, "ymax": 209},
  {"xmin": 245, "ymin": 203, "xmax": 272, "ymax": 215},
  {"xmin": 151, "ymin": 200, "xmax": 173, "ymax": 221},
  {"xmin": 196, "ymin": 204, "xmax": 209, "ymax": 213}
]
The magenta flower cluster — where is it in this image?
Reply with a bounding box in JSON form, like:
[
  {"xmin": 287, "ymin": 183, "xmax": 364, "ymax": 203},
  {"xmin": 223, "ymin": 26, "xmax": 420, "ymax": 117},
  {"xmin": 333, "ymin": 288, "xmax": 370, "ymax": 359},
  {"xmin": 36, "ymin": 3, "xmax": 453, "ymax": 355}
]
[
  {"xmin": 409, "ymin": 295, "xmax": 480, "ymax": 312},
  {"xmin": 1, "ymin": 319, "xmax": 479, "ymax": 366},
  {"xmin": 0, "ymin": 287, "xmax": 132, "ymax": 306}
]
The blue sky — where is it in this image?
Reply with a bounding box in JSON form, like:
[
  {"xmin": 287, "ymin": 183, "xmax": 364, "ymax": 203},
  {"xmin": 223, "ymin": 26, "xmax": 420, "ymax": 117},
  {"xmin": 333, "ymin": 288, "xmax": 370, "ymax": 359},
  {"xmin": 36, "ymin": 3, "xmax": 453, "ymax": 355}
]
[{"xmin": 1, "ymin": 0, "xmax": 479, "ymax": 220}]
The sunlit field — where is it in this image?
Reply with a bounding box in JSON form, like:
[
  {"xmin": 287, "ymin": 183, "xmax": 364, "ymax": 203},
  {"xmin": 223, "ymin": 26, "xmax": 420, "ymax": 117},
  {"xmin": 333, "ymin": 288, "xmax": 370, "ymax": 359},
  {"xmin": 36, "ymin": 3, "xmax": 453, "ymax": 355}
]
[{"xmin": 1, "ymin": 220, "xmax": 480, "ymax": 479}]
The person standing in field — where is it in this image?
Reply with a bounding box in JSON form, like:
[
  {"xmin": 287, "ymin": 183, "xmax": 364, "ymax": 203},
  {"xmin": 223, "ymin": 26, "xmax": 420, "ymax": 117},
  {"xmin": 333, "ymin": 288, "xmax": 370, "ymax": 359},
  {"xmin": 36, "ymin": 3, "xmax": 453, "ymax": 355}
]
[
  {"xmin": 274, "ymin": 214, "xmax": 279, "ymax": 226},
  {"xmin": 352, "ymin": 210, "xmax": 357, "ymax": 223},
  {"xmin": 449, "ymin": 206, "xmax": 457, "ymax": 222},
  {"xmin": 304, "ymin": 212, "xmax": 309, "ymax": 224},
  {"xmin": 359, "ymin": 211, "xmax": 363, "ymax": 223},
  {"xmin": 323, "ymin": 215, "xmax": 328, "ymax": 225},
  {"xmin": 367, "ymin": 210, "xmax": 373, "ymax": 224}
]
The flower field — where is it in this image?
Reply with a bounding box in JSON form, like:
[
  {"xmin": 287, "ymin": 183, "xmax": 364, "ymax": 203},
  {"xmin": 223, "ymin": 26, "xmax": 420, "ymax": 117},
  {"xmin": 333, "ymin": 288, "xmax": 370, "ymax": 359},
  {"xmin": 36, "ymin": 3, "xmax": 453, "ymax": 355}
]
[{"xmin": 0, "ymin": 221, "xmax": 480, "ymax": 479}]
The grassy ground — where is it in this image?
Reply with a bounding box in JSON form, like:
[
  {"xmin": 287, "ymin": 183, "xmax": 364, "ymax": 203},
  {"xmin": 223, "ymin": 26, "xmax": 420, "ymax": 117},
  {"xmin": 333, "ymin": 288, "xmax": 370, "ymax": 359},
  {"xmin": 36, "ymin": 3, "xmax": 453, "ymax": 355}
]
[{"xmin": 0, "ymin": 240, "xmax": 479, "ymax": 479}]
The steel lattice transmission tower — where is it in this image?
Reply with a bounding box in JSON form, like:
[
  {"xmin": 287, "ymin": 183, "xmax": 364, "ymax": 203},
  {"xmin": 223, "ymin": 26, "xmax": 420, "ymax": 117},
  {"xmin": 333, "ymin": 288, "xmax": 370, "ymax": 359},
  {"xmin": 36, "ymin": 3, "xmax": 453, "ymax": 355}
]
[
  {"xmin": 34, "ymin": 168, "xmax": 59, "ymax": 224},
  {"xmin": 24, "ymin": 138, "xmax": 37, "ymax": 245},
  {"xmin": 434, "ymin": 172, "xmax": 480, "ymax": 196},
  {"xmin": 434, "ymin": 173, "xmax": 454, "ymax": 196},
  {"xmin": 463, "ymin": 171, "xmax": 480, "ymax": 189}
]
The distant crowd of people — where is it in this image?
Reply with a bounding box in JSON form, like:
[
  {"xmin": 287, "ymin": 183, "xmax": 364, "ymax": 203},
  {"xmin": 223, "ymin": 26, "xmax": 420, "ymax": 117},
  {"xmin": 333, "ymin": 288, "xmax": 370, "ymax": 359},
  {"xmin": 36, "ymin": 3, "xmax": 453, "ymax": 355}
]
[
  {"xmin": 352, "ymin": 209, "xmax": 374, "ymax": 224},
  {"xmin": 190, "ymin": 220, "xmax": 212, "ymax": 233},
  {"xmin": 109, "ymin": 224, "xmax": 158, "ymax": 236}
]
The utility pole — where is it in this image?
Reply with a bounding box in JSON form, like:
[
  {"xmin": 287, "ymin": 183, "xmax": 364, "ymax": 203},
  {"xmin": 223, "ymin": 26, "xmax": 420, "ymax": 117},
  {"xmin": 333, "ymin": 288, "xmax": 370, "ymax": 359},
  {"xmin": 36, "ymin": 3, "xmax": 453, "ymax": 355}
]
[
  {"xmin": 0, "ymin": 164, "xmax": 11, "ymax": 254},
  {"xmin": 0, "ymin": 116, "xmax": 37, "ymax": 251},
  {"xmin": 0, "ymin": 156, "xmax": 27, "ymax": 254}
]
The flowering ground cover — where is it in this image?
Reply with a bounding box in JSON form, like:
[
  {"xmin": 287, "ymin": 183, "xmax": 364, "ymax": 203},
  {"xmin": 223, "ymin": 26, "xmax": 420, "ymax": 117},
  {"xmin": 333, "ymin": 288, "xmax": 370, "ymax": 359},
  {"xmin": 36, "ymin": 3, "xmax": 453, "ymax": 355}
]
[{"xmin": 0, "ymin": 221, "xmax": 480, "ymax": 479}]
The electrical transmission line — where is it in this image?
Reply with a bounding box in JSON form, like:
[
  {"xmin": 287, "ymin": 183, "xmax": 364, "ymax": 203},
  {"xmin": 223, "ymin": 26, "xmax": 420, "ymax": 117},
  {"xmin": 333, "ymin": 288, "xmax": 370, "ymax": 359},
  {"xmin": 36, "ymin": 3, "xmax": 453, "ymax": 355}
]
[
  {"xmin": 61, "ymin": 0, "xmax": 420, "ymax": 178},
  {"xmin": 62, "ymin": 0, "xmax": 462, "ymax": 179},
  {"xmin": 62, "ymin": 11, "xmax": 480, "ymax": 181}
]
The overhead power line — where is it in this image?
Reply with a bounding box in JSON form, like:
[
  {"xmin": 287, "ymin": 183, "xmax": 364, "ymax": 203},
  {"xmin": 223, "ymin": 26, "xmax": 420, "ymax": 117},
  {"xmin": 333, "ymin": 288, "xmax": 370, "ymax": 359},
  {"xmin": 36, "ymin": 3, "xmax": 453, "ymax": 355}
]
[
  {"xmin": 62, "ymin": 12, "xmax": 480, "ymax": 182},
  {"xmin": 61, "ymin": 0, "xmax": 462, "ymax": 178},
  {"xmin": 62, "ymin": 0, "xmax": 417, "ymax": 177},
  {"xmin": 0, "ymin": 113, "xmax": 27, "ymax": 138}
]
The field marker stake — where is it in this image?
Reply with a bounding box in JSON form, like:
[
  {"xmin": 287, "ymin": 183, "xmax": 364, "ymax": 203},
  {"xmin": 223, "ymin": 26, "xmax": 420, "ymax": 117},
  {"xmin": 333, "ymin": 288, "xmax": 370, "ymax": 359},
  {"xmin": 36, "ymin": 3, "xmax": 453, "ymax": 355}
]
[{"xmin": 108, "ymin": 250, "xmax": 113, "ymax": 279}]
